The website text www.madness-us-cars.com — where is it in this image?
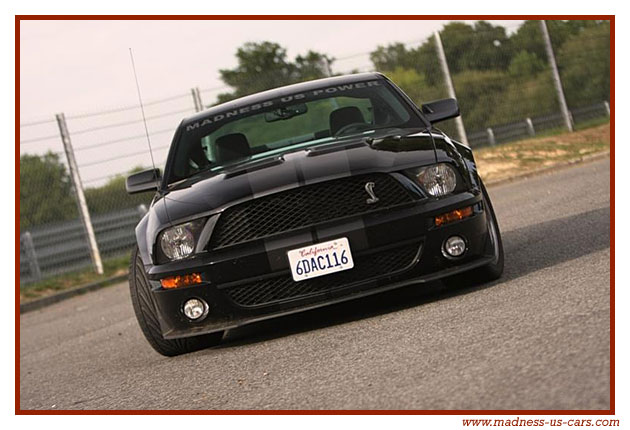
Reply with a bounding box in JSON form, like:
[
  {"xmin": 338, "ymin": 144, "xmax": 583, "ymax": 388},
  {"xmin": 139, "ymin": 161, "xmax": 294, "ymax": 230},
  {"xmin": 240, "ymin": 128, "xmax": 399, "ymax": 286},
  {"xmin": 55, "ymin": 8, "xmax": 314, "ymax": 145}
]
[{"xmin": 462, "ymin": 418, "xmax": 619, "ymax": 428}]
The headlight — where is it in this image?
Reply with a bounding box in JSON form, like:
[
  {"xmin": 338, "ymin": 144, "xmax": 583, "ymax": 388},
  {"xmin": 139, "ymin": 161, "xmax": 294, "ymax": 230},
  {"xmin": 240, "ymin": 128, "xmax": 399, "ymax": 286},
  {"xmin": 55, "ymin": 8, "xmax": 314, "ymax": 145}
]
[
  {"xmin": 414, "ymin": 163, "xmax": 457, "ymax": 197},
  {"xmin": 159, "ymin": 219, "xmax": 206, "ymax": 262}
]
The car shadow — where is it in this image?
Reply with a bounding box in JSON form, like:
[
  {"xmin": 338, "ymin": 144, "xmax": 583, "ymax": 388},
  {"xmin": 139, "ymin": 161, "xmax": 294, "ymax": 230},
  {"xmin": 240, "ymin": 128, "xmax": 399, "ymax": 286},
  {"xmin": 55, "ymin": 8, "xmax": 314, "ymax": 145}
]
[{"xmin": 214, "ymin": 206, "xmax": 610, "ymax": 349}]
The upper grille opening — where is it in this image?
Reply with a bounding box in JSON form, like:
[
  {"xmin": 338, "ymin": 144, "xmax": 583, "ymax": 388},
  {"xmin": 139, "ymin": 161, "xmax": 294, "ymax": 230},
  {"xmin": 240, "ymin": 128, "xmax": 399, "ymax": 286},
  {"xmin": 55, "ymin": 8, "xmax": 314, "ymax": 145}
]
[{"xmin": 208, "ymin": 173, "xmax": 414, "ymax": 250}]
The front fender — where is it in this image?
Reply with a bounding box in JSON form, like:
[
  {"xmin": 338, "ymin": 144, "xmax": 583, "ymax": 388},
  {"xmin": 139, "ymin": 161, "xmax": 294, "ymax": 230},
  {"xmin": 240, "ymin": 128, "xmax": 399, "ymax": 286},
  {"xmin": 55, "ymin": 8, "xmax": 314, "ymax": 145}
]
[
  {"xmin": 433, "ymin": 133, "xmax": 482, "ymax": 191},
  {"xmin": 135, "ymin": 196, "xmax": 172, "ymax": 269}
]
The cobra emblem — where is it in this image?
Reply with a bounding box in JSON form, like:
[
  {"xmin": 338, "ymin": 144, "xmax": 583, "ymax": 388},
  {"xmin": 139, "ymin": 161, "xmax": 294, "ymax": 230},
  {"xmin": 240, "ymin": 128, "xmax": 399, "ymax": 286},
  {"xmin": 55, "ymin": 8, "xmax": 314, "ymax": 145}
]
[{"xmin": 364, "ymin": 181, "xmax": 379, "ymax": 204}]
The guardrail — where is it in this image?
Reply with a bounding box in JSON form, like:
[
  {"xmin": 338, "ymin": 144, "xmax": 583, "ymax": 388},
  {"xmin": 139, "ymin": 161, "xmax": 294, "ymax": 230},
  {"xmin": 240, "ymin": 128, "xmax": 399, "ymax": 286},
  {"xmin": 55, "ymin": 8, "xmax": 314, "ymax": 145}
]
[
  {"xmin": 20, "ymin": 205, "xmax": 147, "ymax": 285},
  {"xmin": 467, "ymin": 102, "xmax": 609, "ymax": 148}
]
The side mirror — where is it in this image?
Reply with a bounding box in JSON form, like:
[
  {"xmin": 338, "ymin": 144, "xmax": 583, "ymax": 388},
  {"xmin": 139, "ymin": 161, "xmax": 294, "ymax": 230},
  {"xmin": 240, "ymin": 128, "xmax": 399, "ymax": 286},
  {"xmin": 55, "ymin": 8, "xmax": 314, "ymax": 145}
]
[
  {"xmin": 126, "ymin": 168, "xmax": 161, "ymax": 194},
  {"xmin": 421, "ymin": 98, "xmax": 460, "ymax": 124}
]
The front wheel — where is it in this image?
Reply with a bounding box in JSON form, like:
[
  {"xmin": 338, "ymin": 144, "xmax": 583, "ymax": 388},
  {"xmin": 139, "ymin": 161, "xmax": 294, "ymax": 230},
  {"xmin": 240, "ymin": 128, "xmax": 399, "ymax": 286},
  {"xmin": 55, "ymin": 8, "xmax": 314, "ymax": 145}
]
[
  {"xmin": 128, "ymin": 246, "xmax": 223, "ymax": 356},
  {"xmin": 469, "ymin": 180, "xmax": 504, "ymax": 282}
]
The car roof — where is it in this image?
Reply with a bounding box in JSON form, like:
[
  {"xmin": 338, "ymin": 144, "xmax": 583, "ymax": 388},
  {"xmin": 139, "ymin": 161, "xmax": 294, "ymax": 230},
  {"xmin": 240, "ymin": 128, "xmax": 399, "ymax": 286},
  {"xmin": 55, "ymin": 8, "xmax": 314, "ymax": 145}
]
[{"xmin": 181, "ymin": 72, "xmax": 386, "ymax": 126}]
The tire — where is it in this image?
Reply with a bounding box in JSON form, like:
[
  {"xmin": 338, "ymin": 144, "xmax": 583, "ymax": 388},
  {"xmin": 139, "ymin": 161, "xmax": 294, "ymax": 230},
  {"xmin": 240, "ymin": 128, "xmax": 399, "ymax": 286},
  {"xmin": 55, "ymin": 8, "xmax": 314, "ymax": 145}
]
[
  {"xmin": 469, "ymin": 180, "xmax": 504, "ymax": 282},
  {"xmin": 128, "ymin": 246, "xmax": 223, "ymax": 356},
  {"xmin": 444, "ymin": 180, "xmax": 504, "ymax": 286}
]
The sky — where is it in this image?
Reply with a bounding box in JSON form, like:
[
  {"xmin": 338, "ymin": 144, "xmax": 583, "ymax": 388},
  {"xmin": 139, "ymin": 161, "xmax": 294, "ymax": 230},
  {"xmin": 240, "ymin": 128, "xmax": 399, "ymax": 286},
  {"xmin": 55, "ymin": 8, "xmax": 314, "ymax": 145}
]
[{"xmin": 19, "ymin": 19, "xmax": 523, "ymax": 185}]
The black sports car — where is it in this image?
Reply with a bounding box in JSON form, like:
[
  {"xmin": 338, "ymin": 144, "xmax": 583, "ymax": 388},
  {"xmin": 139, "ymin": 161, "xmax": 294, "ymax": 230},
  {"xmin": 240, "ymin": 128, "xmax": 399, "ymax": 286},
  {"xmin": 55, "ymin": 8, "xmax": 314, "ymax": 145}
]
[{"xmin": 126, "ymin": 73, "xmax": 504, "ymax": 356}]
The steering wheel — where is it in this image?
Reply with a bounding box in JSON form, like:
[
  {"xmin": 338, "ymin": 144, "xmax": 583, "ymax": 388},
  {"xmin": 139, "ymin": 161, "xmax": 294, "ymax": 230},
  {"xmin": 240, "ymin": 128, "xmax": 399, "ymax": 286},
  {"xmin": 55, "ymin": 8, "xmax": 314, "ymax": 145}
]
[{"xmin": 333, "ymin": 122, "xmax": 373, "ymax": 137}]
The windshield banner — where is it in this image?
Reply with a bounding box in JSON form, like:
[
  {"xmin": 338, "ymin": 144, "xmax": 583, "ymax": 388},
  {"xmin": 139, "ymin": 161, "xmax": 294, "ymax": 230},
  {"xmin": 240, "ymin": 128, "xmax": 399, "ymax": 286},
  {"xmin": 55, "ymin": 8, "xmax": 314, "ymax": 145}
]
[{"xmin": 185, "ymin": 80, "xmax": 382, "ymax": 132}]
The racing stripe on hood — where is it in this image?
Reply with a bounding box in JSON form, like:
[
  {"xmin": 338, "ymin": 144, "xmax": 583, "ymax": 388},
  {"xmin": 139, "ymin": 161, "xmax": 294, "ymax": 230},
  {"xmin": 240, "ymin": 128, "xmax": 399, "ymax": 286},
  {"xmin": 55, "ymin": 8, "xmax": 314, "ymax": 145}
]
[{"xmin": 260, "ymin": 153, "xmax": 313, "ymax": 272}]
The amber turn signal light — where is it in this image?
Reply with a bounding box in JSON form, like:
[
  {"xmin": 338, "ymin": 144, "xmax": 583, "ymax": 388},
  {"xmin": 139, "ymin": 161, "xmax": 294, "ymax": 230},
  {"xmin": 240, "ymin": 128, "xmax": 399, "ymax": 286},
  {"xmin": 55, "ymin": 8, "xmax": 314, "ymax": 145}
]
[
  {"xmin": 160, "ymin": 273, "xmax": 203, "ymax": 289},
  {"xmin": 435, "ymin": 206, "xmax": 474, "ymax": 227}
]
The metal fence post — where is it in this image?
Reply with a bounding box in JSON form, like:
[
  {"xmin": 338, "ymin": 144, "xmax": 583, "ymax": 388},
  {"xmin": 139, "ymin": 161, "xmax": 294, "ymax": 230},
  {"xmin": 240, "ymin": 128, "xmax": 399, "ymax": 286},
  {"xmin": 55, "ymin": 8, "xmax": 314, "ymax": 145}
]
[
  {"xmin": 604, "ymin": 101, "xmax": 610, "ymax": 116},
  {"xmin": 525, "ymin": 118, "xmax": 536, "ymax": 137},
  {"xmin": 21, "ymin": 232, "xmax": 42, "ymax": 282},
  {"xmin": 434, "ymin": 30, "xmax": 469, "ymax": 146},
  {"xmin": 191, "ymin": 87, "xmax": 204, "ymax": 112},
  {"xmin": 56, "ymin": 113, "xmax": 104, "ymax": 275},
  {"xmin": 486, "ymin": 128, "xmax": 496, "ymax": 146},
  {"xmin": 539, "ymin": 20, "xmax": 574, "ymax": 132}
]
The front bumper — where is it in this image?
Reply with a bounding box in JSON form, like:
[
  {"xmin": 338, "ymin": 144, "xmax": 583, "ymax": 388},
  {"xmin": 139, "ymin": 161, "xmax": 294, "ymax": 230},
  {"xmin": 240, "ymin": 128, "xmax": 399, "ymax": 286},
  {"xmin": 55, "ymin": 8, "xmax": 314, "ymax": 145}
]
[{"xmin": 148, "ymin": 191, "xmax": 495, "ymax": 339}]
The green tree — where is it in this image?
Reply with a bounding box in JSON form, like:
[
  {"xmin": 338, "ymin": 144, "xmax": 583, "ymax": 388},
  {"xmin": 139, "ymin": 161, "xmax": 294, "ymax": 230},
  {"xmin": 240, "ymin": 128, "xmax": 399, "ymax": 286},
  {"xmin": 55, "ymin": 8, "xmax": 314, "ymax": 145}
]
[
  {"xmin": 509, "ymin": 20, "xmax": 605, "ymax": 65},
  {"xmin": 508, "ymin": 50, "xmax": 546, "ymax": 79},
  {"xmin": 84, "ymin": 173, "xmax": 151, "ymax": 215},
  {"xmin": 369, "ymin": 39, "xmax": 442, "ymax": 86},
  {"xmin": 440, "ymin": 21, "xmax": 512, "ymax": 73},
  {"xmin": 84, "ymin": 166, "xmax": 153, "ymax": 215},
  {"xmin": 507, "ymin": 20, "xmax": 548, "ymax": 63},
  {"xmin": 20, "ymin": 152, "xmax": 77, "ymax": 229},
  {"xmin": 451, "ymin": 70, "xmax": 510, "ymax": 129},
  {"xmin": 370, "ymin": 21, "xmax": 512, "ymax": 89},
  {"xmin": 493, "ymin": 74, "xmax": 558, "ymax": 125},
  {"xmin": 217, "ymin": 42, "xmax": 333, "ymax": 103},
  {"xmin": 368, "ymin": 19, "xmax": 610, "ymax": 134},
  {"xmin": 295, "ymin": 51, "xmax": 334, "ymax": 81},
  {"xmin": 384, "ymin": 67, "xmax": 446, "ymax": 105},
  {"xmin": 557, "ymin": 21, "xmax": 610, "ymax": 108},
  {"xmin": 383, "ymin": 67, "xmax": 457, "ymax": 135},
  {"xmin": 370, "ymin": 42, "xmax": 421, "ymax": 71}
]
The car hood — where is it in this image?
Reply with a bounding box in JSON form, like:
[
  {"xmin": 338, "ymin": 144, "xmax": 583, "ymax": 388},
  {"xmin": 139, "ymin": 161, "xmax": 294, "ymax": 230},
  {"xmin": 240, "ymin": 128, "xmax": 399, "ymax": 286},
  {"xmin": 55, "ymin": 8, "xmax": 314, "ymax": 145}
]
[{"xmin": 161, "ymin": 132, "xmax": 443, "ymax": 224}]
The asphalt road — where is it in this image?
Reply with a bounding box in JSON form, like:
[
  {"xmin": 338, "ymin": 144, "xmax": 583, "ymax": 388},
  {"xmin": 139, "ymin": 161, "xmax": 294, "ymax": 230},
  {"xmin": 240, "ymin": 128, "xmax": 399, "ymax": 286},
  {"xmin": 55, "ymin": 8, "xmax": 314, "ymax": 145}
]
[{"xmin": 19, "ymin": 157, "xmax": 611, "ymax": 410}]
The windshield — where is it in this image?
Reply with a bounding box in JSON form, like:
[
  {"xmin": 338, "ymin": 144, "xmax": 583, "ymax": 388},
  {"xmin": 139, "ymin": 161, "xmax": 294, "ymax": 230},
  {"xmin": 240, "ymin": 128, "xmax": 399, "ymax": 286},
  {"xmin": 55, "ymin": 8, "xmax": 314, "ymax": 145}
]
[{"xmin": 166, "ymin": 79, "xmax": 421, "ymax": 184}]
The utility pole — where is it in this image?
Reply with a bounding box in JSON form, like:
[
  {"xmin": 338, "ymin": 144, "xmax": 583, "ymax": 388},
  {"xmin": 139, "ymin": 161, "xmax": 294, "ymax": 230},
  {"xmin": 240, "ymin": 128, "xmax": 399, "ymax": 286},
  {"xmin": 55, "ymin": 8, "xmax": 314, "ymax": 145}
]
[
  {"xmin": 539, "ymin": 20, "xmax": 573, "ymax": 132},
  {"xmin": 191, "ymin": 87, "xmax": 204, "ymax": 112},
  {"xmin": 434, "ymin": 30, "xmax": 469, "ymax": 146},
  {"xmin": 56, "ymin": 113, "xmax": 104, "ymax": 275}
]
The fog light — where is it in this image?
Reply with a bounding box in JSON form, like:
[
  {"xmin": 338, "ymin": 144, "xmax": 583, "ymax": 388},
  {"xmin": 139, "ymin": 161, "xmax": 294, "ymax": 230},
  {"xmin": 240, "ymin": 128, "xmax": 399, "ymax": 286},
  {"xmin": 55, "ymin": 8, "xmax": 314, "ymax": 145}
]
[
  {"xmin": 183, "ymin": 298, "xmax": 208, "ymax": 321},
  {"xmin": 443, "ymin": 235, "xmax": 466, "ymax": 258}
]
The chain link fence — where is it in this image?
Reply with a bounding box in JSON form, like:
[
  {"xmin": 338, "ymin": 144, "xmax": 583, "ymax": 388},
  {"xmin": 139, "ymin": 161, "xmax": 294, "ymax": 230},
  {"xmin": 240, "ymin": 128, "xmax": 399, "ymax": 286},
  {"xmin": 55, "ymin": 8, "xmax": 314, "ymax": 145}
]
[{"xmin": 19, "ymin": 20, "xmax": 611, "ymax": 286}]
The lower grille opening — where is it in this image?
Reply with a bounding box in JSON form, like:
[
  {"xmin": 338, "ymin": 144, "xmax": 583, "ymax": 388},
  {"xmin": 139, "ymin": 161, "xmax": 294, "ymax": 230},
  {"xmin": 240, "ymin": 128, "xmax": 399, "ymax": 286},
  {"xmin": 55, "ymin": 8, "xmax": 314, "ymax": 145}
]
[{"xmin": 224, "ymin": 242, "xmax": 421, "ymax": 308}]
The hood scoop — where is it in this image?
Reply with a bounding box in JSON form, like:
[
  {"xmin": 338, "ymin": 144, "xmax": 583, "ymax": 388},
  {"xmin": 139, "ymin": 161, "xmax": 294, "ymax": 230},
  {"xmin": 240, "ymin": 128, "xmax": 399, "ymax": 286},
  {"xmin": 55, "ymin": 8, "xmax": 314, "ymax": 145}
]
[
  {"xmin": 306, "ymin": 141, "xmax": 367, "ymax": 157},
  {"xmin": 223, "ymin": 156, "xmax": 285, "ymax": 179}
]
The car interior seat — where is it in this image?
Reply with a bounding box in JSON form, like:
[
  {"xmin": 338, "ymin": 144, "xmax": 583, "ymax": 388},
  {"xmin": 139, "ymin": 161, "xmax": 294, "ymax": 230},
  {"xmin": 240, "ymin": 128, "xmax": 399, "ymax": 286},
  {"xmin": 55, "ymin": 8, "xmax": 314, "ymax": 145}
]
[
  {"xmin": 214, "ymin": 133, "xmax": 252, "ymax": 164},
  {"xmin": 329, "ymin": 106, "xmax": 366, "ymax": 136}
]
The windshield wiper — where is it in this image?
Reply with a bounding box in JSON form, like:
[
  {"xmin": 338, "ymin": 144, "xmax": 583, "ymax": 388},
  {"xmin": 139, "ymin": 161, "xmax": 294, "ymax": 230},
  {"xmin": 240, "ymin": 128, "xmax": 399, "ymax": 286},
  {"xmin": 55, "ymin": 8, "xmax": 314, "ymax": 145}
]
[
  {"xmin": 365, "ymin": 134, "xmax": 401, "ymax": 146},
  {"xmin": 364, "ymin": 127, "xmax": 431, "ymax": 147}
]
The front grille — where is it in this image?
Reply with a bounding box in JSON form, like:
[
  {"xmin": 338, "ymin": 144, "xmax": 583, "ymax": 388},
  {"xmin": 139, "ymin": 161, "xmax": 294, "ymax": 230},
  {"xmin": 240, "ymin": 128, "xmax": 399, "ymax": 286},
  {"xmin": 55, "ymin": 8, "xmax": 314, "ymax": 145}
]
[
  {"xmin": 209, "ymin": 173, "xmax": 413, "ymax": 249},
  {"xmin": 224, "ymin": 242, "xmax": 420, "ymax": 307}
]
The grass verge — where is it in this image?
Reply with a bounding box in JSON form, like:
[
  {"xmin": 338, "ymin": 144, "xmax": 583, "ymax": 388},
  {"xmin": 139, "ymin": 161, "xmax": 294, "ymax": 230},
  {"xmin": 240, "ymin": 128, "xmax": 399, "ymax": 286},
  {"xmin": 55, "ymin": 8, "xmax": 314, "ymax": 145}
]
[
  {"xmin": 20, "ymin": 253, "xmax": 130, "ymax": 303},
  {"xmin": 475, "ymin": 122, "xmax": 610, "ymax": 184}
]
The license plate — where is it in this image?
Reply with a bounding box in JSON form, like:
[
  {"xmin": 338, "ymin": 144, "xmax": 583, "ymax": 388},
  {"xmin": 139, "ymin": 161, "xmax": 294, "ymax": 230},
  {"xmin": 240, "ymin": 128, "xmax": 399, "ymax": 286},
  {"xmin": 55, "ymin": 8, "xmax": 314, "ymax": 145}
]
[{"xmin": 287, "ymin": 237, "xmax": 354, "ymax": 282}]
